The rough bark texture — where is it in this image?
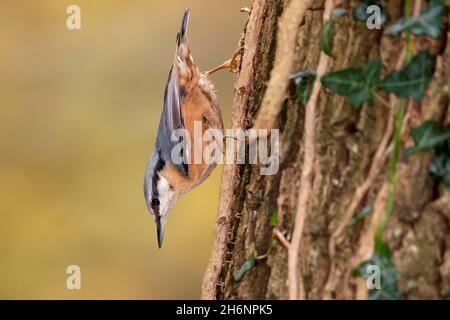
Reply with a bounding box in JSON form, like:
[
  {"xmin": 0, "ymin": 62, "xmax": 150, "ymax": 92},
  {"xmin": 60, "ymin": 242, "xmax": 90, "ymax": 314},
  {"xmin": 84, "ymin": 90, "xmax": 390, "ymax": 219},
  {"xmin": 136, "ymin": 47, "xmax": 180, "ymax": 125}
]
[{"xmin": 202, "ymin": 0, "xmax": 450, "ymax": 300}]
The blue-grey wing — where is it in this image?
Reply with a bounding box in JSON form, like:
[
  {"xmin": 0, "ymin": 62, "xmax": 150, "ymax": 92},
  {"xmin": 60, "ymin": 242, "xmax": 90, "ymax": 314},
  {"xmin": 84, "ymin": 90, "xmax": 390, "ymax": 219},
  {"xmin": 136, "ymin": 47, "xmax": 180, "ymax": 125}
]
[
  {"xmin": 155, "ymin": 68, "xmax": 189, "ymax": 176},
  {"xmin": 154, "ymin": 10, "xmax": 191, "ymax": 177}
]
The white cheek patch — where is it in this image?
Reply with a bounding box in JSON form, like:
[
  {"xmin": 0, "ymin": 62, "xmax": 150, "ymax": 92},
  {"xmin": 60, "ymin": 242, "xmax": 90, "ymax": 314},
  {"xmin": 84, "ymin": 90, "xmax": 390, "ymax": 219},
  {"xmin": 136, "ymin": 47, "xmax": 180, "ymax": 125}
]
[
  {"xmin": 157, "ymin": 175, "xmax": 173, "ymax": 217},
  {"xmin": 158, "ymin": 176, "xmax": 171, "ymax": 194}
]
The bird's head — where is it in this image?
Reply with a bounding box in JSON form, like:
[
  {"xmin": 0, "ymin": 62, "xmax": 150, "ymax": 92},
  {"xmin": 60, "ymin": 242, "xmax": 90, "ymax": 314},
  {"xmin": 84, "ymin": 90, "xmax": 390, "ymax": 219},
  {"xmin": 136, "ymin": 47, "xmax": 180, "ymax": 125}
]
[{"xmin": 144, "ymin": 152, "xmax": 178, "ymax": 248}]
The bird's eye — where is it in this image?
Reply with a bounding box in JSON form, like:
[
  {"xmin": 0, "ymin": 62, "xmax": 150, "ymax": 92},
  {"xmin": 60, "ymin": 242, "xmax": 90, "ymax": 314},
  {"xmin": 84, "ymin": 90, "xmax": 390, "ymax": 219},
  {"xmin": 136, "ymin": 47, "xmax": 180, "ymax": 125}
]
[{"xmin": 151, "ymin": 198, "xmax": 160, "ymax": 207}]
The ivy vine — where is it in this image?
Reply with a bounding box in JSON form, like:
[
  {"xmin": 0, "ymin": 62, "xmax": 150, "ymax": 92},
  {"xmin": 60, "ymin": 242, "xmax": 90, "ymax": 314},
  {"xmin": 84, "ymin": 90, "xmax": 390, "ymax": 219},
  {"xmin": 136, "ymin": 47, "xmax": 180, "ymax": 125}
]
[
  {"xmin": 295, "ymin": 0, "xmax": 447, "ymax": 299},
  {"xmin": 235, "ymin": 0, "xmax": 449, "ymax": 294},
  {"xmin": 408, "ymin": 121, "xmax": 450, "ymax": 186},
  {"xmin": 321, "ymin": 50, "xmax": 436, "ymax": 108}
]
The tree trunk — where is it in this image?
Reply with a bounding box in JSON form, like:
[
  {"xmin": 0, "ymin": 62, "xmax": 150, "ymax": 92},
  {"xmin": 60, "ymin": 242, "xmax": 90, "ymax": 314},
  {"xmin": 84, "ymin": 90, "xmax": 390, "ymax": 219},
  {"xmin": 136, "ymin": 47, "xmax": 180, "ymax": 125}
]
[{"xmin": 202, "ymin": 0, "xmax": 450, "ymax": 300}]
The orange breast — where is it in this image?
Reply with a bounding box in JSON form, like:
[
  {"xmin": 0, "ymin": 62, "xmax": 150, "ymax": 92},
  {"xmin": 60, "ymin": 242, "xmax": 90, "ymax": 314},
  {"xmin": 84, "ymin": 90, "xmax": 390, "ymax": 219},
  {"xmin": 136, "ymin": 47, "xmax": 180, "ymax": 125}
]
[{"xmin": 162, "ymin": 78, "xmax": 223, "ymax": 195}]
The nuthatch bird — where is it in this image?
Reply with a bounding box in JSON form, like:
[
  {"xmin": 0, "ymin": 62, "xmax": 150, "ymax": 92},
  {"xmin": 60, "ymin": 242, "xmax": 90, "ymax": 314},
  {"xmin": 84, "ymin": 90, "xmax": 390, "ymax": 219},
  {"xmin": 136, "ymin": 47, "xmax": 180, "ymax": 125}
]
[{"xmin": 144, "ymin": 9, "xmax": 241, "ymax": 248}]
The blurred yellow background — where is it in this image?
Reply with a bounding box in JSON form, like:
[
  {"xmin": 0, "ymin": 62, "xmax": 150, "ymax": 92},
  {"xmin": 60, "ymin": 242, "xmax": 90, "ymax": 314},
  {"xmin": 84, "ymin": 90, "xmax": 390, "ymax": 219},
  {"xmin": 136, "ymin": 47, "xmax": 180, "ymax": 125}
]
[{"xmin": 0, "ymin": 0, "xmax": 245, "ymax": 299}]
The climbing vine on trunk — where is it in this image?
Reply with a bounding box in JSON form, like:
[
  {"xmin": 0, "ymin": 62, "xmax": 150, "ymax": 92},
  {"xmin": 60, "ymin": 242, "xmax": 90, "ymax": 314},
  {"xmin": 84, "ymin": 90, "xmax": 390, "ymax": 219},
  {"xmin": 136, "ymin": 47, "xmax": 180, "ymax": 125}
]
[{"xmin": 202, "ymin": 0, "xmax": 450, "ymax": 300}]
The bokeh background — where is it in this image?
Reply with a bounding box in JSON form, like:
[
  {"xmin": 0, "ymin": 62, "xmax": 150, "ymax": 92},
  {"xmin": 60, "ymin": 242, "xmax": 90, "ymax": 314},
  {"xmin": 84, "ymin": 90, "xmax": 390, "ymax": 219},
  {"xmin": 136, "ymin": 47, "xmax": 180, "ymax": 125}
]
[{"xmin": 0, "ymin": 0, "xmax": 246, "ymax": 299}]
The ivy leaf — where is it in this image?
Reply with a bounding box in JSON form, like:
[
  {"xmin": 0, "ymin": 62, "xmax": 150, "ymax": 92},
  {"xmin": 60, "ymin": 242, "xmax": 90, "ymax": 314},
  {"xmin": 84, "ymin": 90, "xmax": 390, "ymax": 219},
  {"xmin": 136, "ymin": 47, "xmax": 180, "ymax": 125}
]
[
  {"xmin": 320, "ymin": 20, "xmax": 336, "ymax": 56},
  {"xmin": 269, "ymin": 210, "xmax": 279, "ymax": 227},
  {"xmin": 290, "ymin": 71, "xmax": 317, "ymax": 104},
  {"xmin": 412, "ymin": 121, "xmax": 450, "ymax": 150},
  {"xmin": 405, "ymin": 121, "xmax": 450, "ymax": 154},
  {"xmin": 378, "ymin": 51, "xmax": 436, "ymax": 101},
  {"xmin": 348, "ymin": 205, "xmax": 374, "ymax": 226},
  {"xmin": 375, "ymin": 239, "xmax": 390, "ymax": 257},
  {"xmin": 386, "ymin": 0, "xmax": 444, "ymax": 37},
  {"xmin": 320, "ymin": 8, "xmax": 348, "ymax": 56},
  {"xmin": 321, "ymin": 59, "xmax": 383, "ymax": 108},
  {"xmin": 233, "ymin": 255, "xmax": 256, "ymax": 282},
  {"xmin": 429, "ymin": 145, "xmax": 450, "ymax": 187},
  {"xmin": 353, "ymin": 241, "xmax": 402, "ymax": 300},
  {"xmin": 353, "ymin": 1, "xmax": 388, "ymax": 26}
]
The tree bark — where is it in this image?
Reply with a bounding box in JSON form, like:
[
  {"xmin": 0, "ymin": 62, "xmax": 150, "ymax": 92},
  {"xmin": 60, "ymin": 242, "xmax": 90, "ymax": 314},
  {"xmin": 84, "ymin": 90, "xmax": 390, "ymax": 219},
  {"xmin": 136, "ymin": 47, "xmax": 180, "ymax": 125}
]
[{"xmin": 202, "ymin": 0, "xmax": 450, "ymax": 300}]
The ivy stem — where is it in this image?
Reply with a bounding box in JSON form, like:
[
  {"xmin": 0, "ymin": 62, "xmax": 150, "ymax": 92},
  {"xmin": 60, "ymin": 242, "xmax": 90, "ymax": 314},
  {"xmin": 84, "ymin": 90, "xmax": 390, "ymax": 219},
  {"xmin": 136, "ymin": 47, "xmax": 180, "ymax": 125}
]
[
  {"xmin": 375, "ymin": 99, "xmax": 406, "ymax": 250},
  {"xmin": 374, "ymin": 0, "xmax": 412, "ymax": 253},
  {"xmin": 372, "ymin": 89, "xmax": 393, "ymax": 110},
  {"xmin": 254, "ymin": 238, "xmax": 275, "ymax": 260}
]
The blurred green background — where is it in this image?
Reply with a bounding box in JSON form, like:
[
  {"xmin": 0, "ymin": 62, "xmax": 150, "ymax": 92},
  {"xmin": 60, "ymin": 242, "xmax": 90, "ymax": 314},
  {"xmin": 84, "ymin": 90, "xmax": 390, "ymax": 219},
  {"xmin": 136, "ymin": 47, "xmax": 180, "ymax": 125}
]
[{"xmin": 0, "ymin": 0, "xmax": 245, "ymax": 299}]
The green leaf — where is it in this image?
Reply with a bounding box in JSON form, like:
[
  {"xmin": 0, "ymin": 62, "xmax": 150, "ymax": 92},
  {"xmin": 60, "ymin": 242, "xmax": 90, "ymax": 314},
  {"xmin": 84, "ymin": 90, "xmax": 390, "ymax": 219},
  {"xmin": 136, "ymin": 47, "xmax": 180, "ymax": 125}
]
[
  {"xmin": 363, "ymin": 58, "xmax": 383, "ymax": 85},
  {"xmin": 405, "ymin": 121, "xmax": 450, "ymax": 154},
  {"xmin": 233, "ymin": 255, "xmax": 256, "ymax": 282},
  {"xmin": 353, "ymin": 242, "xmax": 402, "ymax": 300},
  {"xmin": 321, "ymin": 59, "xmax": 383, "ymax": 108},
  {"xmin": 348, "ymin": 205, "xmax": 374, "ymax": 226},
  {"xmin": 429, "ymin": 145, "xmax": 450, "ymax": 187},
  {"xmin": 269, "ymin": 210, "xmax": 278, "ymax": 227},
  {"xmin": 291, "ymin": 71, "xmax": 317, "ymax": 104},
  {"xmin": 378, "ymin": 51, "xmax": 436, "ymax": 101},
  {"xmin": 320, "ymin": 6, "xmax": 349, "ymax": 56},
  {"xmin": 375, "ymin": 239, "xmax": 391, "ymax": 257},
  {"xmin": 353, "ymin": 1, "xmax": 388, "ymax": 25},
  {"xmin": 386, "ymin": 0, "xmax": 444, "ymax": 37},
  {"xmin": 320, "ymin": 20, "xmax": 336, "ymax": 56}
]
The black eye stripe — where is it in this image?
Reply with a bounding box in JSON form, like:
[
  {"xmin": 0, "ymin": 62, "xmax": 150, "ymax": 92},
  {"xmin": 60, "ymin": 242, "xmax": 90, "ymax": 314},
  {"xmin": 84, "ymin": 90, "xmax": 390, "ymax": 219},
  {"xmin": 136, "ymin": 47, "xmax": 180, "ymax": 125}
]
[
  {"xmin": 150, "ymin": 151, "xmax": 165, "ymax": 218},
  {"xmin": 151, "ymin": 198, "xmax": 160, "ymax": 207}
]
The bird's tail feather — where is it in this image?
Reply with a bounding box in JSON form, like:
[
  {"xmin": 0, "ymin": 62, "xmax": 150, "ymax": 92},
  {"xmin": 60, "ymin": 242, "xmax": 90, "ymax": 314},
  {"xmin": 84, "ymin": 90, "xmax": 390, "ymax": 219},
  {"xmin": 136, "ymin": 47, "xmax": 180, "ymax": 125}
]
[
  {"xmin": 176, "ymin": 9, "xmax": 190, "ymax": 49},
  {"xmin": 180, "ymin": 9, "xmax": 190, "ymax": 40},
  {"xmin": 174, "ymin": 9, "xmax": 196, "ymax": 85}
]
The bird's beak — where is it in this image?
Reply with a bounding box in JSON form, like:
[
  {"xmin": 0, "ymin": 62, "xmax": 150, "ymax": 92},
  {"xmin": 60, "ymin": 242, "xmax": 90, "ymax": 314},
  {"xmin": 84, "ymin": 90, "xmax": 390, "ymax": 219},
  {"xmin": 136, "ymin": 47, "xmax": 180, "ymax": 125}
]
[{"xmin": 156, "ymin": 216, "xmax": 165, "ymax": 248}]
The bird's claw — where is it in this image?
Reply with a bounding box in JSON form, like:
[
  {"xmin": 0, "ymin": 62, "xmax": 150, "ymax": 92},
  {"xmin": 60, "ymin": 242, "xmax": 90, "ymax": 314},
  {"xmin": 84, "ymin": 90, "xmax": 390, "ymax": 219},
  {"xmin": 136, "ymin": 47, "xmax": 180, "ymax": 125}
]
[{"xmin": 205, "ymin": 46, "xmax": 244, "ymax": 75}]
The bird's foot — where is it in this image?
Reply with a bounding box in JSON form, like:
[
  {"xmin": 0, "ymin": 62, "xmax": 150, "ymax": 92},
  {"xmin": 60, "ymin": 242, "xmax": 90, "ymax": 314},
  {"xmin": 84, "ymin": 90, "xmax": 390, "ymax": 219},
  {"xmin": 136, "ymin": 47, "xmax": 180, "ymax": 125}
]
[{"xmin": 205, "ymin": 46, "xmax": 244, "ymax": 75}]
